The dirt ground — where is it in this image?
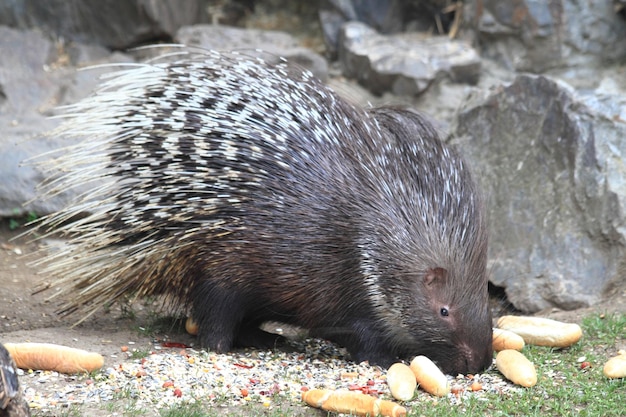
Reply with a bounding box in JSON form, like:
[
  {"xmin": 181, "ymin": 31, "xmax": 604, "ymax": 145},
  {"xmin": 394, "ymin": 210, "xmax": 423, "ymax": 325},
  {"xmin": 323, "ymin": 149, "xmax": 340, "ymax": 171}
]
[
  {"xmin": 0, "ymin": 226, "xmax": 183, "ymax": 359},
  {"xmin": 1, "ymin": 224, "xmax": 625, "ymax": 415}
]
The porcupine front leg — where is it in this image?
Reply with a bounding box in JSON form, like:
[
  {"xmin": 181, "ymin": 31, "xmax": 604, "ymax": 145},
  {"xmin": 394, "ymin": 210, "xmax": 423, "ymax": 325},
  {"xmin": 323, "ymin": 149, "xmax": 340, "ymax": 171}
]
[
  {"xmin": 312, "ymin": 318, "xmax": 398, "ymax": 367},
  {"xmin": 348, "ymin": 339, "xmax": 397, "ymax": 368},
  {"xmin": 190, "ymin": 282, "xmax": 244, "ymax": 352},
  {"xmin": 190, "ymin": 282, "xmax": 286, "ymax": 352}
]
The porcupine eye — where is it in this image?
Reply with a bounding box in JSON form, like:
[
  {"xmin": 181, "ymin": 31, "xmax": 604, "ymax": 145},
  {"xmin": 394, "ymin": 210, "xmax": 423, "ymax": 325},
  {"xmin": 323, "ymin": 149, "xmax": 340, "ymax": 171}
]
[{"xmin": 440, "ymin": 307, "xmax": 449, "ymax": 317}]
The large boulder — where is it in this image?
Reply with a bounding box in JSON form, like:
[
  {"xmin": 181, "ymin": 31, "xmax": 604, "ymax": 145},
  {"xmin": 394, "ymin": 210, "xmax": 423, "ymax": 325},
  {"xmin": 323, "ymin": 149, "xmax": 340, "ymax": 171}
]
[
  {"xmin": 338, "ymin": 22, "xmax": 481, "ymax": 96},
  {"xmin": 452, "ymin": 74, "xmax": 626, "ymax": 311},
  {"xmin": 0, "ymin": 26, "xmax": 132, "ymax": 217},
  {"xmin": 464, "ymin": 0, "xmax": 626, "ymax": 72},
  {"xmin": 0, "ymin": 0, "xmax": 214, "ymax": 50}
]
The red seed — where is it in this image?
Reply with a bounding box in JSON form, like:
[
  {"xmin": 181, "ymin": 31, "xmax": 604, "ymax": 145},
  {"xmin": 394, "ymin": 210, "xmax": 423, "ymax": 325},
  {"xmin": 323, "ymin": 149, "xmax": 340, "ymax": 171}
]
[
  {"xmin": 161, "ymin": 342, "xmax": 190, "ymax": 348},
  {"xmin": 240, "ymin": 388, "xmax": 249, "ymax": 397},
  {"xmin": 162, "ymin": 381, "xmax": 174, "ymax": 388},
  {"xmin": 234, "ymin": 362, "xmax": 254, "ymax": 369},
  {"xmin": 173, "ymin": 388, "xmax": 182, "ymax": 397},
  {"xmin": 580, "ymin": 361, "xmax": 591, "ymax": 369}
]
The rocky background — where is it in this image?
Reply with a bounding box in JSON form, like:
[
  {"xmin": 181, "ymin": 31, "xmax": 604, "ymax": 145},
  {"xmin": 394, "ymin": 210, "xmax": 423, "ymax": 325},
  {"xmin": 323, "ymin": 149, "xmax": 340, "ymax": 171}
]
[{"xmin": 1, "ymin": 0, "xmax": 625, "ymax": 314}]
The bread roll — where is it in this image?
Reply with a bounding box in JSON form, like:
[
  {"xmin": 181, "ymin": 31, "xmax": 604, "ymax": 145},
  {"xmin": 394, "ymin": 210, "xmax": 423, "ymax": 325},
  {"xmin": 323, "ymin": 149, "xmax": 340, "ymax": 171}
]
[
  {"xmin": 495, "ymin": 349, "xmax": 537, "ymax": 387},
  {"xmin": 497, "ymin": 315, "xmax": 582, "ymax": 348},
  {"xmin": 409, "ymin": 355, "xmax": 450, "ymax": 397}
]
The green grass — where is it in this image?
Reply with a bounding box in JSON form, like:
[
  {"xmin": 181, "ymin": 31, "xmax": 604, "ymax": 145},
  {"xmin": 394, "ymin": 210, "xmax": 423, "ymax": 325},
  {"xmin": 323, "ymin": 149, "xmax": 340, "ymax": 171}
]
[
  {"xmin": 48, "ymin": 406, "xmax": 83, "ymax": 417},
  {"xmin": 160, "ymin": 401, "xmax": 208, "ymax": 417},
  {"xmin": 6, "ymin": 209, "xmax": 38, "ymax": 230},
  {"xmin": 401, "ymin": 312, "xmax": 626, "ymax": 417},
  {"xmin": 581, "ymin": 313, "xmax": 626, "ymax": 343},
  {"xmin": 159, "ymin": 401, "xmax": 314, "ymax": 417},
  {"xmin": 129, "ymin": 348, "xmax": 152, "ymax": 360}
]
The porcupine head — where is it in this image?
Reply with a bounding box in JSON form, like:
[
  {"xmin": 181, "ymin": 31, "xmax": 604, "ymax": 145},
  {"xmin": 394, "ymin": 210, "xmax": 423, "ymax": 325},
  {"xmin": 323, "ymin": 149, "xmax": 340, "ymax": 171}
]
[
  {"xmin": 330, "ymin": 107, "xmax": 493, "ymax": 375},
  {"xmin": 34, "ymin": 51, "xmax": 492, "ymax": 376}
]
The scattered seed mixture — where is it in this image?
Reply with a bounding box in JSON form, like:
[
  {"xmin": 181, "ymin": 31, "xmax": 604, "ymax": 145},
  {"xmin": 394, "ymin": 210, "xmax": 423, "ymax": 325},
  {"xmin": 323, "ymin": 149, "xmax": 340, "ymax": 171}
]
[{"xmin": 16, "ymin": 335, "xmax": 520, "ymax": 415}]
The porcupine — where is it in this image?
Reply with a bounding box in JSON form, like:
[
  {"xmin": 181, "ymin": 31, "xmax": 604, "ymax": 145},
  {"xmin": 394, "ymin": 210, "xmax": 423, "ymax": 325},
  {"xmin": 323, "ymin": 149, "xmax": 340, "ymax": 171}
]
[{"xmin": 34, "ymin": 50, "xmax": 492, "ymax": 375}]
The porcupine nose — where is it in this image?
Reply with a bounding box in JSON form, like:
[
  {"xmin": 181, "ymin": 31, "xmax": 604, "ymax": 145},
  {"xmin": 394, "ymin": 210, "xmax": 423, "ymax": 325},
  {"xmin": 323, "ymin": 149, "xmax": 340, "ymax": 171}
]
[{"xmin": 461, "ymin": 339, "xmax": 493, "ymax": 374}]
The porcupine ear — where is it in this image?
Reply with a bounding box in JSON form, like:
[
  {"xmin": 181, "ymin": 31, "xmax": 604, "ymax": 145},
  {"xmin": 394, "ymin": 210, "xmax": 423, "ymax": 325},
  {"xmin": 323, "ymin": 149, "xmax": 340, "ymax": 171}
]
[{"xmin": 423, "ymin": 267, "xmax": 447, "ymax": 288}]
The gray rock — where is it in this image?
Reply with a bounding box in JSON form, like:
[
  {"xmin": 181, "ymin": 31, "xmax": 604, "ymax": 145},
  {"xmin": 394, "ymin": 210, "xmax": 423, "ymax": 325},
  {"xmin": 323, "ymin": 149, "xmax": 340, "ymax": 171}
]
[
  {"xmin": 0, "ymin": 27, "xmax": 63, "ymax": 218},
  {"xmin": 0, "ymin": 0, "xmax": 212, "ymax": 50},
  {"xmin": 0, "ymin": 26, "xmax": 134, "ymax": 218},
  {"xmin": 319, "ymin": 0, "xmax": 405, "ymax": 56},
  {"xmin": 319, "ymin": 0, "xmax": 463, "ymax": 57},
  {"xmin": 338, "ymin": 22, "xmax": 481, "ymax": 96},
  {"xmin": 176, "ymin": 25, "xmax": 329, "ymax": 81},
  {"xmin": 464, "ymin": 0, "xmax": 626, "ymax": 72},
  {"xmin": 451, "ymin": 74, "xmax": 626, "ymax": 312}
]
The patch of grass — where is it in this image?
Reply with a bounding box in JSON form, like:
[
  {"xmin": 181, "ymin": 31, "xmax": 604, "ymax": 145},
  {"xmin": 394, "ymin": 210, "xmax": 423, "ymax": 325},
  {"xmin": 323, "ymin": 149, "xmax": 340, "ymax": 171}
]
[
  {"xmin": 31, "ymin": 405, "xmax": 83, "ymax": 417},
  {"xmin": 102, "ymin": 399, "xmax": 119, "ymax": 413},
  {"xmin": 121, "ymin": 401, "xmax": 150, "ymax": 416},
  {"xmin": 131, "ymin": 310, "xmax": 186, "ymax": 339},
  {"xmin": 129, "ymin": 348, "xmax": 152, "ymax": 360},
  {"xmin": 119, "ymin": 301, "xmax": 138, "ymax": 321},
  {"xmin": 402, "ymin": 312, "xmax": 626, "ymax": 417},
  {"xmin": 160, "ymin": 401, "xmax": 315, "ymax": 417},
  {"xmin": 160, "ymin": 401, "xmax": 208, "ymax": 417},
  {"xmin": 581, "ymin": 313, "xmax": 626, "ymax": 345},
  {"xmin": 104, "ymin": 387, "xmax": 150, "ymax": 416},
  {"xmin": 7, "ymin": 209, "xmax": 38, "ymax": 230},
  {"xmin": 100, "ymin": 398, "xmax": 149, "ymax": 417}
]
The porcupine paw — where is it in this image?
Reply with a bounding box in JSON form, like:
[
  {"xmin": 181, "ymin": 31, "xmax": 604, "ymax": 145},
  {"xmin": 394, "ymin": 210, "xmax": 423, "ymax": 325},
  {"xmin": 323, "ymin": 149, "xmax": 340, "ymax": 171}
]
[
  {"xmin": 199, "ymin": 331, "xmax": 235, "ymax": 353},
  {"xmin": 342, "ymin": 321, "xmax": 398, "ymax": 368},
  {"xmin": 350, "ymin": 349, "xmax": 397, "ymax": 369},
  {"xmin": 195, "ymin": 319, "xmax": 239, "ymax": 353},
  {"xmin": 235, "ymin": 325, "xmax": 287, "ymax": 350}
]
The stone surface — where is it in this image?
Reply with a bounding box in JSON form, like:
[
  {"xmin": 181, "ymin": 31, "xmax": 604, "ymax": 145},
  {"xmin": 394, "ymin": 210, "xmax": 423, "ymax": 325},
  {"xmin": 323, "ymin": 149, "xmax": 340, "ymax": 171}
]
[
  {"xmin": 319, "ymin": 0, "xmax": 461, "ymax": 57},
  {"xmin": 319, "ymin": 0, "xmax": 405, "ymax": 56},
  {"xmin": 464, "ymin": 0, "xmax": 626, "ymax": 72},
  {"xmin": 451, "ymin": 74, "xmax": 626, "ymax": 312},
  {"xmin": 0, "ymin": 26, "xmax": 67, "ymax": 218},
  {"xmin": 0, "ymin": 26, "xmax": 133, "ymax": 217},
  {"xmin": 0, "ymin": 0, "xmax": 213, "ymax": 50},
  {"xmin": 338, "ymin": 22, "xmax": 481, "ymax": 96}
]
